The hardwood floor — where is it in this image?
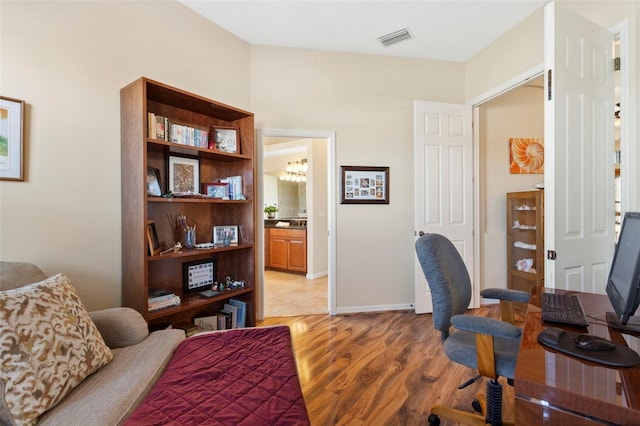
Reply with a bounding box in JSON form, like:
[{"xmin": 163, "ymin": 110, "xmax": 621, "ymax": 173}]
[
  {"xmin": 264, "ymin": 270, "xmax": 328, "ymax": 317},
  {"xmin": 258, "ymin": 306, "xmax": 515, "ymax": 425}
]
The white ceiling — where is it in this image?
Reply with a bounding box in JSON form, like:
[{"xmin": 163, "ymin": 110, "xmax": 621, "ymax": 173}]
[{"xmin": 180, "ymin": 0, "xmax": 547, "ymax": 62}]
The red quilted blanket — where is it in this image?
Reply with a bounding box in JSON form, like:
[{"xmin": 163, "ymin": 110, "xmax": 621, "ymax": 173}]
[{"xmin": 124, "ymin": 326, "xmax": 310, "ymax": 425}]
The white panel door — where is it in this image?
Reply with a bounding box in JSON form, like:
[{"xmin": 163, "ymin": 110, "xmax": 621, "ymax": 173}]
[
  {"xmin": 414, "ymin": 101, "xmax": 473, "ymax": 313},
  {"xmin": 544, "ymin": 2, "xmax": 615, "ymax": 293}
]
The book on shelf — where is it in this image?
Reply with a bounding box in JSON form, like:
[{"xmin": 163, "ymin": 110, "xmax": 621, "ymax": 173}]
[
  {"xmin": 216, "ymin": 312, "xmax": 227, "ymax": 330},
  {"xmin": 223, "ymin": 303, "xmax": 238, "ymax": 328},
  {"xmin": 168, "ymin": 123, "xmax": 208, "ymax": 148},
  {"xmin": 148, "ymin": 288, "xmax": 175, "ymax": 303},
  {"xmin": 147, "ymin": 112, "xmax": 155, "ymax": 139},
  {"xmin": 220, "ymin": 309, "xmax": 234, "ymax": 329},
  {"xmin": 194, "ymin": 315, "xmax": 217, "ymax": 331},
  {"xmin": 219, "ymin": 176, "xmax": 243, "ymax": 200},
  {"xmin": 147, "ymin": 113, "xmax": 170, "ymax": 141},
  {"xmin": 148, "ymin": 295, "xmax": 181, "ymax": 312},
  {"xmin": 228, "ymin": 299, "xmax": 247, "ymax": 328},
  {"xmin": 155, "ymin": 115, "xmax": 166, "ymax": 140}
]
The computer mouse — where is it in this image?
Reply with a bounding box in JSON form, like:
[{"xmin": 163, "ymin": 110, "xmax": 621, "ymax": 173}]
[{"xmin": 574, "ymin": 334, "xmax": 616, "ymax": 351}]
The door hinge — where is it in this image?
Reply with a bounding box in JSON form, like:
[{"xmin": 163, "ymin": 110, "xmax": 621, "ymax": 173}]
[
  {"xmin": 547, "ymin": 69, "xmax": 552, "ymax": 101},
  {"xmin": 547, "ymin": 250, "xmax": 557, "ymax": 260},
  {"xmin": 614, "ymin": 57, "xmax": 621, "ymax": 71}
]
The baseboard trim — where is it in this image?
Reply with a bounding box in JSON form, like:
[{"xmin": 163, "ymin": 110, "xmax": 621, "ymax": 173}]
[
  {"xmin": 306, "ymin": 270, "xmax": 328, "ymax": 279},
  {"xmin": 335, "ymin": 303, "xmax": 414, "ymax": 314}
]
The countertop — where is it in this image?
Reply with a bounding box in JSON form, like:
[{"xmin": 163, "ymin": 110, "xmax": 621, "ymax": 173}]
[{"xmin": 264, "ymin": 218, "xmax": 307, "ymax": 229}]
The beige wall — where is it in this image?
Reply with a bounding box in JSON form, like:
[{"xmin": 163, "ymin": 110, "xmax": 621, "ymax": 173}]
[
  {"xmin": 0, "ymin": 1, "xmax": 250, "ymax": 309},
  {"xmin": 466, "ymin": 8, "xmax": 544, "ymax": 101},
  {"xmin": 479, "ymin": 83, "xmax": 544, "ymax": 290},
  {"xmin": 2, "ymin": 0, "xmax": 638, "ymax": 313},
  {"xmin": 251, "ymin": 46, "xmax": 465, "ymax": 310}
]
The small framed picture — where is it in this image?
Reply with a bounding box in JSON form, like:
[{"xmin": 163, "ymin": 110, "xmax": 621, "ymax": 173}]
[
  {"xmin": 146, "ymin": 167, "xmax": 162, "ymax": 196},
  {"xmin": 0, "ymin": 96, "xmax": 25, "ymax": 181},
  {"xmin": 210, "ymin": 127, "xmax": 239, "ymax": 154},
  {"xmin": 168, "ymin": 155, "xmax": 199, "ymax": 194},
  {"xmin": 146, "ymin": 220, "xmax": 161, "ymax": 256},
  {"xmin": 341, "ymin": 165, "xmax": 390, "ymax": 204},
  {"xmin": 182, "ymin": 258, "xmax": 216, "ymax": 294},
  {"xmin": 213, "ymin": 225, "xmax": 239, "ymax": 246},
  {"xmin": 201, "ymin": 182, "xmax": 229, "ymax": 199}
]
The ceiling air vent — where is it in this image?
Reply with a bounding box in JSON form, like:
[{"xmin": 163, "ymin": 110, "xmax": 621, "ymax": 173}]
[{"xmin": 378, "ymin": 28, "xmax": 413, "ymax": 47}]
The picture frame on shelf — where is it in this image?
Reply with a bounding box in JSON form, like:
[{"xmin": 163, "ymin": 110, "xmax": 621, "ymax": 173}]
[
  {"xmin": 168, "ymin": 155, "xmax": 199, "ymax": 194},
  {"xmin": 146, "ymin": 167, "xmax": 162, "ymax": 196},
  {"xmin": 340, "ymin": 165, "xmax": 389, "ymax": 204},
  {"xmin": 182, "ymin": 258, "xmax": 216, "ymax": 294},
  {"xmin": 201, "ymin": 182, "xmax": 229, "ymax": 199},
  {"xmin": 213, "ymin": 225, "xmax": 239, "ymax": 246},
  {"xmin": 0, "ymin": 96, "xmax": 25, "ymax": 181},
  {"xmin": 210, "ymin": 126, "xmax": 239, "ymax": 154},
  {"xmin": 146, "ymin": 220, "xmax": 161, "ymax": 256}
]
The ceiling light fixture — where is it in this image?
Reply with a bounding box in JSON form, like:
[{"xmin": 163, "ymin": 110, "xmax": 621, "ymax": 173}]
[
  {"xmin": 281, "ymin": 159, "xmax": 307, "ymax": 182},
  {"xmin": 378, "ymin": 28, "xmax": 413, "ymax": 47}
]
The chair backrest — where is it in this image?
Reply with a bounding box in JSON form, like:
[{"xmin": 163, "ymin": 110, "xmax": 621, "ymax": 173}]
[{"xmin": 415, "ymin": 233, "xmax": 471, "ymax": 340}]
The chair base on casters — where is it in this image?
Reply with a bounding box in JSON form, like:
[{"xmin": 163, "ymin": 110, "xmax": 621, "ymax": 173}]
[{"xmin": 427, "ymin": 379, "xmax": 514, "ymax": 426}]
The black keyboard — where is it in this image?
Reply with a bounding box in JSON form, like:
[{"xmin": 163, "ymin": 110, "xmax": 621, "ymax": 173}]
[{"xmin": 541, "ymin": 293, "xmax": 589, "ymax": 327}]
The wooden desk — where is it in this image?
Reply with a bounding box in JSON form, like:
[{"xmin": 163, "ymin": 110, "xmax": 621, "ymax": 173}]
[{"xmin": 515, "ymin": 287, "xmax": 640, "ymax": 424}]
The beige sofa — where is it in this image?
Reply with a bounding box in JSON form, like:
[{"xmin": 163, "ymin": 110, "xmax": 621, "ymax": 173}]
[{"xmin": 0, "ymin": 262, "xmax": 185, "ymax": 425}]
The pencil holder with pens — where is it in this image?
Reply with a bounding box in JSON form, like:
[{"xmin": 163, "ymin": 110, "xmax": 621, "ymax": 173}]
[{"xmin": 183, "ymin": 226, "xmax": 196, "ymax": 249}]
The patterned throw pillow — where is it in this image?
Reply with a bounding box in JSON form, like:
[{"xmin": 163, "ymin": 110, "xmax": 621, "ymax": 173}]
[{"xmin": 0, "ymin": 274, "xmax": 113, "ymax": 425}]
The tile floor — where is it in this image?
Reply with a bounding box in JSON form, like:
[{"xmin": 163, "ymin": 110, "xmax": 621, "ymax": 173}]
[{"xmin": 263, "ymin": 270, "xmax": 328, "ymax": 317}]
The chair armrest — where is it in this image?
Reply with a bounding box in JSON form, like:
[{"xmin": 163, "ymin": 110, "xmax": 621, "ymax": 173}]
[
  {"xmin": 451, "ymin": 315, "xmax": 521, "ymax": 339},
  {"xmin": 481, "ymin": 288, "xmax": 530, "ymax": 303},
  {"xmin": 89, "ymin": 307, "xmax": 149, "ymax": 348}
]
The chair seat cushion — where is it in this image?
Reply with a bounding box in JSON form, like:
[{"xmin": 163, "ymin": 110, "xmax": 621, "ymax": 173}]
[{"xmin": 444, "ymin": 330, "xmax": 519, "ymax": 379}]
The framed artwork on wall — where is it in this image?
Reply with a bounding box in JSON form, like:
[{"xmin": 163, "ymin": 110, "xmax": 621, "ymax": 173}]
[
  {"xmin": 509, "ymin": 138, "xmax": 544, "ymax": 174},
  {"xmin": 0, "ymin": 96, "xmax": 25, "ymax": 181},
  {"xmin": 341, "ymin": 166, "xmax": 389, "ymax": 204}
]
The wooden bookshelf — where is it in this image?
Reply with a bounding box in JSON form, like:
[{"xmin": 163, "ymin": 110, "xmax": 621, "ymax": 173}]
[{"xmin": 120, "ymin": 77, "xmax": 256, "ymax": 327}]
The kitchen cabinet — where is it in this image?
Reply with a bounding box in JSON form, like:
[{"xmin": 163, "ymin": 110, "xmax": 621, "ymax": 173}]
[{"xmin": 266, "ymin": 228, "xmax": 306, "ymax": 273}]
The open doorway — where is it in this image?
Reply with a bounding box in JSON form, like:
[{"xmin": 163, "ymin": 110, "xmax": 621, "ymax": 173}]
[
  {"xmin": 256, "ymin": 129, "xmax": 336, "ymax": 319},
  {"xmin": 476, "ymin": 75, "xmax": 544, "ymax": 294}
]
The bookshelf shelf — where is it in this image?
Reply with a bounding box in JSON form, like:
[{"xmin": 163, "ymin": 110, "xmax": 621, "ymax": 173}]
[
  {"xmin": 147, "ymin": 288, "xmax": 253, "ymax": 321},
  {"xmin": 506, "ymin": 190, "xmax": 544, "ymax": 293},
  {"xmin": 121, "ymin": 77, "xmax": 256, "ymax": 328},
  {"xmin": 147, "ymin": 197, "xmax": 251, "ymax": 205},
  {"xmin": 147, "ymin": 243, "xmax": 254, "ymax": 261},
  {"xmin": 147, "ymin": 138, "xmax": 252, "ymax": 161}
]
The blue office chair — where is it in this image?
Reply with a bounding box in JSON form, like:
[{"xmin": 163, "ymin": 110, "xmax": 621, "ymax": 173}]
[{"xmin": 415, "ymin": 233, "xmax": 529, "ymax": 426}]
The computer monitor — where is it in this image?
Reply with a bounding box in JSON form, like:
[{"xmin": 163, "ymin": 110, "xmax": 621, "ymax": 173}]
[{"xmin": 606, "ymin": 212, "xmax": 640, "ymax": 332}]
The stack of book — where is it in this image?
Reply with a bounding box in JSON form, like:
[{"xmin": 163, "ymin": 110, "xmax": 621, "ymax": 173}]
[
  {"xmin": 220, "ymin": 176, "xmax": 243, "ymax": 200},
  {"xmin": 148, "ymin": 289, "xmax": 181, "ymax": 312},
  {"xmin": 147, "ymin": 112, "xmax": 208, "ymax": 149},
  {"xmin": 193, "ymin": 298, "xmax": 247, "ymax": 331}
]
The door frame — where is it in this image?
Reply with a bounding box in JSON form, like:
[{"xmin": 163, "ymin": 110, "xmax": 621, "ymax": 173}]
[
  {"xmin": 256, "ymin": 128, "xmax": 337, "ymax": 319},
  {"xmin": 468, "ymin": 63, "xmax": 545, "ymax": 305}
]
